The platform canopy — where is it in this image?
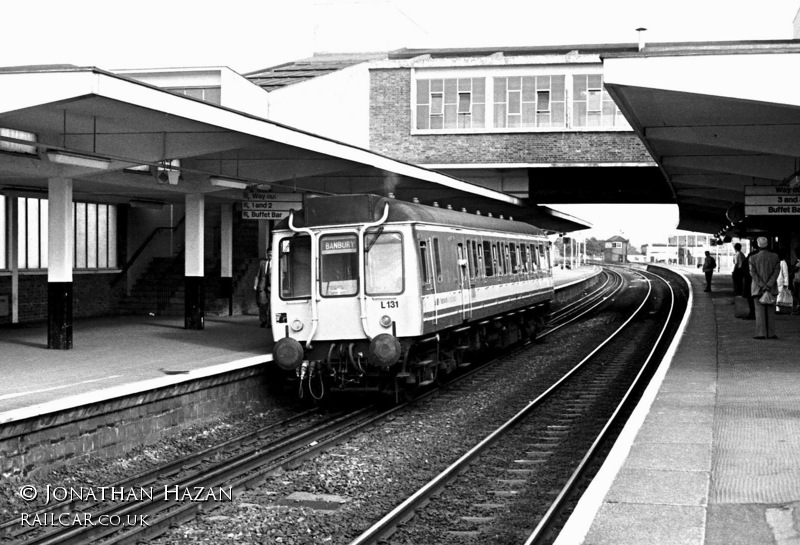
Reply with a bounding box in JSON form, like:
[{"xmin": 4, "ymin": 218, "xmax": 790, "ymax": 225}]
[
  {"xmin": 0, "ymin": 65, "xmax": 589, "ymax": 233},
  {"xmin": 602, "ymin": 41, "xmax": 800, "ymax": 236}
]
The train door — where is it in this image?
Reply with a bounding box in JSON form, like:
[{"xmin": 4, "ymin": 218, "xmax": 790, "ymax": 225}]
[
  {"xmin": 456, "ymin": 242, "xmax": 472, "ymax": 320},
  {"xmin": 419, "ymin": 236, "xmax": 439, "ymax": 325}
]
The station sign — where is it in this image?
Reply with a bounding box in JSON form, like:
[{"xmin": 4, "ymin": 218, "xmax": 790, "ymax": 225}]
[
  {"xmin": 243, "ymin": 190, "xmax": 303, "ymax": 202},
  {"xmin": 242, "ymin": 201, "xmax": 301, "ymax": 212},
  {"xmin": 242, "ymin": 210, "xmax": 290, "ymax": 220},
  {"xmin": 744, "ymin": 185, "xmax": 800, "ymax": 216},
  {"xmin": 241, "ymin": 191, "xmax": 302, "ymax": 220}
]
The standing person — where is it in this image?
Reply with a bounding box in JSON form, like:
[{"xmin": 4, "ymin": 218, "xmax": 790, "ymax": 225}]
[
  {"xmin": 254, "ymin": 253, "xmax": 271, "ymax": 328},
  {"xmin": 792, "ymin": 247, "xmax": 800, "ymax": 314},
  {"xmin": 702, "ymin": 250, "xmax": 716, "ymax": 292},
  {"xmin": 731, "ymin": 242, "xmax": 745, "ymax": 295},
  {"xmin": 742, "ymin": 243, "xmax": 758, "ymax": 319},
  {"xmin": 749, "ymin": 237, "xmax": 780, "ymax": 339},
  {"xmin": 776, "ymin": 249, "xmax": 792, "ymax": 314}
]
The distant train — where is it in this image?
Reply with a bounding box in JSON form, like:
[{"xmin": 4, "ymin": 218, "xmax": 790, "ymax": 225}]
[{"xmin": 270, "ymin": 194, "xmax": 554, "ymax": 400}]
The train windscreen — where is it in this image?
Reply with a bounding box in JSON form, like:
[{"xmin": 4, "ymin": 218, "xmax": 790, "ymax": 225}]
[
  {"xmin": 320, "ymin": 234, "xmax": 359, "ymax": 297},
  {"xmin": 365, "ymin": 232, "xmax": 403, "ymax": 295}
]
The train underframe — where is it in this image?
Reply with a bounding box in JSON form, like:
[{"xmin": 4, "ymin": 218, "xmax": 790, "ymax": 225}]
[{"xmin": 290, "ymin": 302, "xmax": 550, "ymax": 402}]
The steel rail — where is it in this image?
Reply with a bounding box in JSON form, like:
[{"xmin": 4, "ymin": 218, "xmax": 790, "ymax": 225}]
[
  {"xmin": 347, "ymin": 268, "xmax": 655, "ymax": 545},
  {"xmin": 523, "ymin": 268, "xmax": 676, "ymax": 545}
]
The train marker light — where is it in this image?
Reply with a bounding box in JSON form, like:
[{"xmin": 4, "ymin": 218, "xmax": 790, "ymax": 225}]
[
  {"xmin": 290, "ymin": 319, "xmax": 304, "ymax": 332},
  {"xmin": 379, "ymin": 315, "xmax": 392, "ymax": 328}
]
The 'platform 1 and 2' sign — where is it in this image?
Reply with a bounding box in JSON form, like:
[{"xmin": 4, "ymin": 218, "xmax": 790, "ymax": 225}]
[
  {"xmin": 241, "ymin": 191, "xmax": 302, "ymax": 220},
  {"xmin": 745, "ymin": 185, "xmax": 800, "ymax": 216}
]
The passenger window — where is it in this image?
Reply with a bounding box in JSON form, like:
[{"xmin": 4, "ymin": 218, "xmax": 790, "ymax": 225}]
[
  {"xmin": 471, "ymin": 240, "xmax": 480, "ymax": 278},
  {"xmin": 482, "ymin": 240, "xmax": 493, "ymax": 277},
  {"xmin": 540, "ymin": 243, "xmax": 550, "ymax": 270},
  {"xmin": 419, "ymin": 240, "xmax": 431, "ymax": 284},
  {"xmin": 510, "ymin": 243, "xmax": 518, "ymax": 274},
  {"xmin": 457, "ymin": 243, "xmax": 468, "ymax": 279},
  {"xmin": 433, "ymin": 237, "xmax": 442, "ymax": 281},
  {"xmin": 520, "ymin": 244, "xmax": 528, "ymax": 273},
  {"xmin": 504, "ymin": 244, "xmax": 512, "ymax": 274},
  {"xmin": 531, "ymin": 243, "xmax": 540, "ymax": 270},
  {"xmin": 492, "ymin": 243, "xmax": 502, "ymax": 275}
]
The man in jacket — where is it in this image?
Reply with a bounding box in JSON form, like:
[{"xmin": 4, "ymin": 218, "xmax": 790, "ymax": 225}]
[
  {"xmin": 702, "ymin": 251, "xmax": 716, "ymax": 292},
  {"xmin": 749, "ymin": 236, "xmax": 781, "ymax": 339}
]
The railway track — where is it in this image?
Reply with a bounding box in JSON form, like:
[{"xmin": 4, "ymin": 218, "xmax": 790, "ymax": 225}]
[
  {"xmin": 2, "ymin": 268, "xmax": 626, "ymax": 545},
  {"xmin": 347, "ymin": 267, "xmax": 684, "ymax": 545},
  {"xmin": 1, "ymin": 406, "xmax": 399, "ymax": 544}
]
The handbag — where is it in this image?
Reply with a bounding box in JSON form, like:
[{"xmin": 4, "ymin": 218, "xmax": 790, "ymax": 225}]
[
  {"xmin": 759, "ymin": 291, "xmax": 776, "ymax": 305},
  {"xmin": 776, "ymin": 289, "xmax": 793, "ymax": 314}
]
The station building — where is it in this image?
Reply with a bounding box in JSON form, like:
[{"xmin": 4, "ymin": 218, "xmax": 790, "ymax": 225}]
[
  {"xmin": 247, "ymin": 44, "xmax": 670, "ymax": 227},
  {"xmin": 0, "ymin": 64, "xmax": 588, "ymax": 346},
  {"xmin": 3, "ymin": 30, "xmax": 800, "ymax": 350}
]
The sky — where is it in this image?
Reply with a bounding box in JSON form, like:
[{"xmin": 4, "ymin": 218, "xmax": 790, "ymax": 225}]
[{"xmin": 3, "ymin": 0, "xmax": 799, "ymax": 244}]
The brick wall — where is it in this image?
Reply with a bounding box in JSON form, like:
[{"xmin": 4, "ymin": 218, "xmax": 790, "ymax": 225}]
[
  {"xmin": 0, "ymin": 365, "xmax": 274, "ymax": 477},
  {"xmin": 0, "ymin": 274, "xmax": 126, "ymax": 325},
  {"xmin": 369, "ymin": 69, "xmax": 653, "ymax": 165}
]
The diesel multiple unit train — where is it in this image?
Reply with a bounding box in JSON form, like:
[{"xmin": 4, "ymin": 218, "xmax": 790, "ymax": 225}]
[{"xmin": 270, "ymin": 194, "xmax": 554, "ymax": 400}]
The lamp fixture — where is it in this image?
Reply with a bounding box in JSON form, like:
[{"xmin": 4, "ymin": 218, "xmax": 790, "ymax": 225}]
[
  {"xmin": 209, "ymin": 176, "xmax": 250, "ymax": 190},
  {"xmin": 45, "ymin": 150, "xmax": 110, "ymax": 170},
  {"xmin": 155, "ymin": 159, "xmax": 181, "ymax": 185}
]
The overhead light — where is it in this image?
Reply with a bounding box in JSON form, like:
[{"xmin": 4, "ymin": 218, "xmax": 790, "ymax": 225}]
[
  {"xmin": 210, "ymin": 176, "xmax": 249, "ymax": 189},
  {"xmin": 45, "ymin": 150, "xmax": 110, "ymax": 170},
  {"xmin": 129, "ymin": 199, "xmax": 165, "ymax": 210}
]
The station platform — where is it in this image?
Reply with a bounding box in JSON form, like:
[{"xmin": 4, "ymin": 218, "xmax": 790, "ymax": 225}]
[
  {"xmin": 557, "ymin": 266, "xmax": 800, "ymax": 545},
  {"xmin": 0, "ymin": 315, "xmax": 275, "ymax": 422},
  {"xmin": 0, "ymin": 265, "xmax": 598, "ymax": 426}
]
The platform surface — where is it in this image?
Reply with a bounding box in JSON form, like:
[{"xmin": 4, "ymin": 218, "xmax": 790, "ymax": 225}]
[
  {"xmin": 0, "ymin": 314, "xmax": 274, "ymax": 419},
  {"xmin": 556, "ymin": 266, "xmax": 800, "ymax": 545},
  {"xmin": 0, "ymin": 265, "xmax": 598, "ymax": 422}
]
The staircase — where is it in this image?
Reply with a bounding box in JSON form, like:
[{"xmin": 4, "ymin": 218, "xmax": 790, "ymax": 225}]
[{"xmin": 121, "ymin": 256, "xmax": 263, "ymax": 317}]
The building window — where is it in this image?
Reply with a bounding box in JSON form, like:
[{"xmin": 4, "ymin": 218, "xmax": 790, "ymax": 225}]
[
  {"xmin": 167, "ymin": 87, "xmax": 222, "ymax": 105},
  {"xmin": 0, "ymin": 196, "xmax": 5, "ymax": 269},
  {"xmin": 494, "ymin": 76, "xmax": 566, "ymax": 128},
  {"xmin": 7, "ymin": 198, "xmax": 118, "ymax": 271},
  {"xmin": 416, "ymin": 78, "xmax": 485, "ymax": 130},
  {"xmin": 17, "ymin": 197, "xmax": 47, "ymax": 269},
  {"xmin": 74, "ymin": 202, "xmax": 118, "ymax": 270},
  {"xmin": 573, "ymin": 74, "xmax": 626, "ymax": 128}
]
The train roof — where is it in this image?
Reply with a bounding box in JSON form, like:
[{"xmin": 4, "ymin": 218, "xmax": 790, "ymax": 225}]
[{"xmin": 274, "ymin": 194, "xmax": 547, "ymax": 236}]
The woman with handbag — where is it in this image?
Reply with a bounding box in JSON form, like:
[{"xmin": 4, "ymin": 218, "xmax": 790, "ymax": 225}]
[{"xmin": 749, "ymin": 237, "xmax": 781, "ymax": 339}]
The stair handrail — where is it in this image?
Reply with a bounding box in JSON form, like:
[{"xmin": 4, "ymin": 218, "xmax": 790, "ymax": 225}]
[{"xmin": 114, "ymin": 216, "xmax": 185, "ymax": 285}]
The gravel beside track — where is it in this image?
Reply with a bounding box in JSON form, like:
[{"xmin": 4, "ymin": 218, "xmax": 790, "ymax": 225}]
[
  {"xmin": 1, "ymin": 291, "xmax": 629, "ymax": 545},
  {"xmin": 153, "ymin": 313, "xmax": 617, "ymax": 545}
]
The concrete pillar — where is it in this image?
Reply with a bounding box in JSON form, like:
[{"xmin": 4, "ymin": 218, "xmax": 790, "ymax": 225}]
[
  {"xmin": 9, "ymin": 197, "xmax": 19, "ymax": 323},
  {"xmin": 47, "ymin": 178, "xmax": 74, "ymax": 349},
  {"xmin": 184, "ymin": 193, "xmax": 204, "ymax": 330},
  {"xmin": 220, "ymin": 204, "xmax": 233, "ymax": 315}
]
